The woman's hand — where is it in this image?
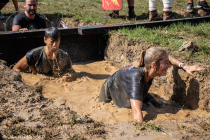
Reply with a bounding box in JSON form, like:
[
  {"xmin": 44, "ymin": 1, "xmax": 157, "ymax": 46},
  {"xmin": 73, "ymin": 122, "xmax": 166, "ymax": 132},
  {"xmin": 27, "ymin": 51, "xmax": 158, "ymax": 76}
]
[
  {"xmin": 130, "ymin": 99, "xmax": 143, "ymax": 122},
  {"xmin": 168, "ymin": 55, "xmax": 206, "ymax": 77},
  {"xmin": 183, "ymin": 65, "xmax": 206, "ymax": 78}
]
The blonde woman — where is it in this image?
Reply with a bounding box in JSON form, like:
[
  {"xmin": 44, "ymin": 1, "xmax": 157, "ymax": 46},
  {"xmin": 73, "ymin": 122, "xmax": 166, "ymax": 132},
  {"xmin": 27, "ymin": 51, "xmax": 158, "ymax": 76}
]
[{"xmin": 99, "ymin": 47, "xmax": 205, "ymax": 122}]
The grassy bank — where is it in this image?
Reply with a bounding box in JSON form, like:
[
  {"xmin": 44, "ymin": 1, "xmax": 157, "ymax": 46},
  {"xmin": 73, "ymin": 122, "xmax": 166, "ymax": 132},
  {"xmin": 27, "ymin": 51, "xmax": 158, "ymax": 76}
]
[
  {"xmin": 108, "ymin": 22, "xmax": 210, "ymax": 60},
  {"xmin": 2, "ymin": 0, "xmax": 205, "ymax": 24}
]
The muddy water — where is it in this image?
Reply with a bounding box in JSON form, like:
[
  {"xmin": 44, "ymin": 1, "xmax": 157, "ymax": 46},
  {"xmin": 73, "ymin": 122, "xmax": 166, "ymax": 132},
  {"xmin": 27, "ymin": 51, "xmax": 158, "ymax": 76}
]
[{"xmin": 21, "ymin": 61, "xmax": 209, "ymax": 125}]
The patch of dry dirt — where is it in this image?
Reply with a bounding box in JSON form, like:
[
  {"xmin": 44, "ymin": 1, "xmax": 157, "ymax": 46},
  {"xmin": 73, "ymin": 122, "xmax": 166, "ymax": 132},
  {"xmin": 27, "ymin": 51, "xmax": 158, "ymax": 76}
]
[{"xmin": 0, "ymin": 60, "xmax": 108, "ymax": 139}]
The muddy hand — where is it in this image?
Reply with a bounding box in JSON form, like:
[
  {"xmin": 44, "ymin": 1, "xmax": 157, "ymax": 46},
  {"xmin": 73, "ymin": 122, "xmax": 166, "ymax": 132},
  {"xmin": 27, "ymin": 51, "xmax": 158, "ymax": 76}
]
[
  {"xmin": 29, "ymin": 66, "xmax": 37, "ymax": 75},
  {"xmin": 19, "ymin": 28, "xmax": 28, "ymax": 32},
  {"xmin": 183, "ymin": 65, "xmax": 206, "ymax": 78},
  {"xmin": 62, "ymin": 73, "xmax": 73, "ymax": 82}
]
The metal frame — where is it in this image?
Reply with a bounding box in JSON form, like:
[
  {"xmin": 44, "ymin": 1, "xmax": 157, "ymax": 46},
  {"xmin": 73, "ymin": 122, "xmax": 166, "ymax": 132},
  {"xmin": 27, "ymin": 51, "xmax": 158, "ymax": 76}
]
[{"xmin": 0, "ymin": 16, "xmax": 210, "ymax": 39}]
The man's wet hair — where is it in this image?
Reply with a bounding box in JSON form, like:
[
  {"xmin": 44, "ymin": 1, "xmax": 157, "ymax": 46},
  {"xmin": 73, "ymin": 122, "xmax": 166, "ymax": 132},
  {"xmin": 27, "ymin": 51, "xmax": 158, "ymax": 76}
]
[{"xmin": 45, "ymin": 27, "xmax": 61, "ymax": 41}]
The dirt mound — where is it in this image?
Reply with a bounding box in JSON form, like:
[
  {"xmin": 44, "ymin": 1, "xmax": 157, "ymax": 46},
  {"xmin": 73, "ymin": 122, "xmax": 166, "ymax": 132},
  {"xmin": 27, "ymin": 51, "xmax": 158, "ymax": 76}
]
[{"xmin": 0, "ymin": 60, "xmax": 106, "ymax": 139}]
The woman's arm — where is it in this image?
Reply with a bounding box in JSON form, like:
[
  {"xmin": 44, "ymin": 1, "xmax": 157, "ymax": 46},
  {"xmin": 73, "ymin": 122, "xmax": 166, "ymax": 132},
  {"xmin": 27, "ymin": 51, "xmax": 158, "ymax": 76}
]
[
  {"xmin": 130, "ymin": 99, "xmax": 143, "ymax": 122},
  {"xmin": 169, "ymin": 55, "xmax": 206, "ymax": 77},
  {"xmin": 131, "ymin": 55, "xmax": 206, "ymax": 77}
]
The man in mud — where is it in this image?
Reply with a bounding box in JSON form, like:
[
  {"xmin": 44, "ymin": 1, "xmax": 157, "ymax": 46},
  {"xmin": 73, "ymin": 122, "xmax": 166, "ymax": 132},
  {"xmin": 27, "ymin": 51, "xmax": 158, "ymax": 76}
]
[
  {"xmin": 13, "ymin": 27, "xmax": 75, "ymax": 82},
  {"xmin": 12, "ymin": 0, "xmax": 46, "ymax": 31}
]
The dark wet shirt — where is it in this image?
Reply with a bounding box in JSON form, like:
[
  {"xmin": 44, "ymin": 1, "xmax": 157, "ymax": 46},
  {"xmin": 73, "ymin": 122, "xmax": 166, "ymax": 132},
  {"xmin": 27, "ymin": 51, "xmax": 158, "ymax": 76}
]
[
  {"xmin": 12, "ymin": 12, "xmax": 46, "ymax": 30},
  {"xmin": 26, "ymin": 46, "xmax": 72, "ymax": 76},
  {"xmin": 107, "ymin": 65, "xmax": 153, "ymax": 105}
]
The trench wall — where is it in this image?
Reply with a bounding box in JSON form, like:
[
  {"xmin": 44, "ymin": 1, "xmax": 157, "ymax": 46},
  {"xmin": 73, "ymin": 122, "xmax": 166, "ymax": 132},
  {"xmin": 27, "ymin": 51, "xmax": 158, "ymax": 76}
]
[
  {"xmin": 104, "ymin": 34, "xmax": 210, "ymax": 110},
  {"xmin": 0, "ymin": 34, "xmax": 106, "ymax": 65}
]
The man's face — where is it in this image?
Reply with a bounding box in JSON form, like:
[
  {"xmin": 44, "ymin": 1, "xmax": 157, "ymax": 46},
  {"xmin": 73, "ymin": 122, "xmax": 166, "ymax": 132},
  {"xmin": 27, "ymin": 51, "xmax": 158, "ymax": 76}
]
[
  {"xmin": 24, "ymin": 0, "xmax": 37, "ymax": 15},
  {"xmin": 44, "ymin": 37, "xmax": 61, "ymax": 52}
]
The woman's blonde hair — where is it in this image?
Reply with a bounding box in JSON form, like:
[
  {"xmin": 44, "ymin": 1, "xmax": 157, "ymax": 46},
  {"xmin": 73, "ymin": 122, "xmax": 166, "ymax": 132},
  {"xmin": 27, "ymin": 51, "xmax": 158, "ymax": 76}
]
[{"xmin": 138, "ymin": 47, "xmax": 167, "ymax": 69}]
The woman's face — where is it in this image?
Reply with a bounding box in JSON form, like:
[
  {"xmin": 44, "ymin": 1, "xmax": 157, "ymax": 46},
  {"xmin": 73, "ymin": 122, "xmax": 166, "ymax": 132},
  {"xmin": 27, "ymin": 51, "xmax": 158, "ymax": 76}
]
[{"xmin": 156, "ymin": 54, "xmax": 171, "ymax": 76}]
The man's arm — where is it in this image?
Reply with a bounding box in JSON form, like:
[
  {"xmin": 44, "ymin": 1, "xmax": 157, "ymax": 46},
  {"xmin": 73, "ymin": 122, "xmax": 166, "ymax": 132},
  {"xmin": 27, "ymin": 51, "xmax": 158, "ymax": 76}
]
[
  {"xmin": 12, "ymin": 0, "xmax": 18, "ymax": 12},
  {"xmin": 62, "ymin": 57, "xmax": 76, "ymax": 81},
  {"xmin": 169, "ymin": 55, "xmax": 206, "ymax": 77},
  {"xmin": 12, "ymin": 25, "xmax": 28, "ymax": 31},
  {"xmin": 12, "ymin": 13, "xmax": 28, "ymax": 31},
  {"xmin": 130, "ymin": 99, "xmax": 143, "ymax": 122},
  {"xmin": 13, "ymin": 55, "xmax": 29, "ymax": 71},
  {"xmin": 12, "ymin": 25, "xmax": 21, "ymax": 31},
  {"xmin": 62, "ymin": 68, "xmax": 77, "ymax": 82}
]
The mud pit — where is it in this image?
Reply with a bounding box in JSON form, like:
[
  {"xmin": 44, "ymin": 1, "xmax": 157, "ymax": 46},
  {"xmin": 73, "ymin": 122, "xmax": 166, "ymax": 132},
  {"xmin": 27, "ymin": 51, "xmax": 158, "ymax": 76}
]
[
  {"xmin": 1, "ymin": 60, "xmax": 210, "ymax": 139},
  {"xmin": 21, "ymin": 61, "xmax": 209, "ymax": 124},
  {"xmin": 1, "ymin": 34, "xmax": 210, "ymax": 140}
]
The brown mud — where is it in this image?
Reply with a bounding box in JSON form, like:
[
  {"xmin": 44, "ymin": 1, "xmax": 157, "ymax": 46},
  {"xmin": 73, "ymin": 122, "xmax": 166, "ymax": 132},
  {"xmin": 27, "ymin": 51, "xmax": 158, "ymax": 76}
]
[
  {"xmin": 20, "ymin": 61, "xmax": 210, "ymax": 124},
  {"xmin": 1, "ymin": 58, "xmax": 210, "ymax": 139}
]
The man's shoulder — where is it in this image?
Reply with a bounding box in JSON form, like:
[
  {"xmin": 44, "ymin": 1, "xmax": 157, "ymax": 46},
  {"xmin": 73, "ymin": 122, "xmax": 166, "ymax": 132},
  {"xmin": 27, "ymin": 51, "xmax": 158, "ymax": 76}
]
[
  {"xmin": 27, "ymin": 46, "xmax": 44, "ymax": 56},
  {"xmin": 58, "ymin": 49, "xmax": 70, "ymax": 57},
  {"xmin": 13, "ymin": 12, "xmax": 25, "ymax": 20},
  {"xmin": 35, "ymin": 13, "xmax": 45, "ymax": 21},
  {"xmin": 31, "ymin": 46, "xmax": 44, "ymax": 52}
]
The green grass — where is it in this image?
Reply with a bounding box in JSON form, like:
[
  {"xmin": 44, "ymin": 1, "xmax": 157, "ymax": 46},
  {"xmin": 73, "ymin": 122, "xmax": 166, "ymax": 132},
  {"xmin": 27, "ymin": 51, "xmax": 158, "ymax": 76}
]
[
  {"xmin": 179, "ymin": 125, "xmax": 199, "ymax": 133},
  {"xmin": 108, "ymin": 21, "xmax": 210, "ymax": 58},
  {"xmin": 134, "ymin": 122, "xmax": 162, "ymax": 132},
  {"xmin": 70, "ymin": 113, "xmax": 78, "ymax": 126},
  {"xmin": 2, "ymin": 0, "xmax": 206, "ymax": 24}
]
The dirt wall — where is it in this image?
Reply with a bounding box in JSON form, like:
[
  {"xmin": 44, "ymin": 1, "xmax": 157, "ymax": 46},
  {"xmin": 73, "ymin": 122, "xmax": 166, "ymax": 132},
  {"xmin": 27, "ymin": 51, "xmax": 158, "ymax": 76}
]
[
  {"xmin": 104, "ymin": 33, "xmax": 210, "ymax": 110},
  {"xmin": 0, "ymin": 59, "xmax": 108, "ymax": 139}
]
